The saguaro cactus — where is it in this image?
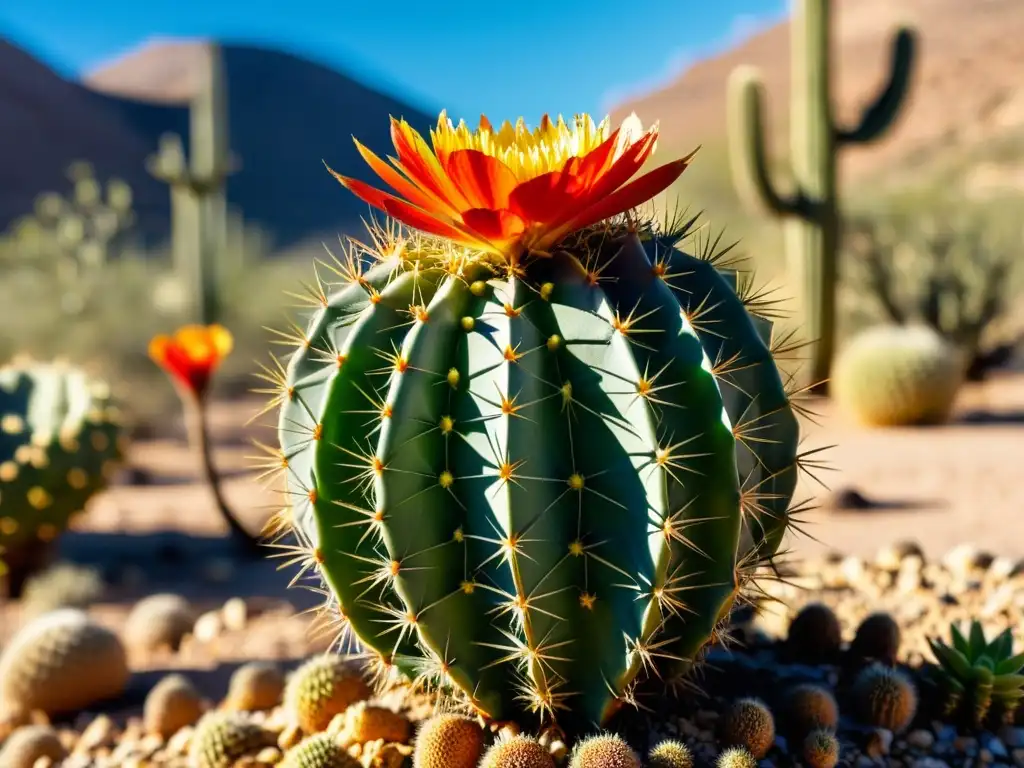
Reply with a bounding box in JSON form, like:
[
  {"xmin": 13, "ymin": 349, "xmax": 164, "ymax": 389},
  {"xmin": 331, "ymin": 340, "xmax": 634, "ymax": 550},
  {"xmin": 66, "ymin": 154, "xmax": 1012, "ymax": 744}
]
[
  {"xmin": 148, "ymin": 42, "xmax": 235, "ymax": 324},
  {"xmin": 727, "ymin": 0, "xmax": 916, "ymax": 391}
]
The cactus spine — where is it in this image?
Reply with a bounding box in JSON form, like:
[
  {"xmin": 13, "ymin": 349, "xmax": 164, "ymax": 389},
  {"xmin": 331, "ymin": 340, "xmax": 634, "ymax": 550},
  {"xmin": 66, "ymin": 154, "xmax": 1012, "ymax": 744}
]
[
  {"xmin": 148, "ymin": 42, "xmax": 234, "ymax": 324},
  {"xmin": 272, "ymin": 211, "xmax": 802, "ymax": 731},
  {"xmin": 727, "ymin": 0, "xmax": 916, "ymax": 390}
]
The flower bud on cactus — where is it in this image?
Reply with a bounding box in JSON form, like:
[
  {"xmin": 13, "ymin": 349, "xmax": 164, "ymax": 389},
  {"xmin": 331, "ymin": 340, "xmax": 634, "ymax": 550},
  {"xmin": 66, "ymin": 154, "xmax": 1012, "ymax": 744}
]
[
  {"xmin": 271, "ymin": 191, "xmax": 803, "ymax": 728},
  {"xmin": 719, "ymin": 698, "xmax": 775, "ymax": 759},
  {"xmin": 285, "ymin": 655, "xmax": 372, "ymax": 734},
  {"xmin": 801, "ymin": 729, "xmax": 839, "ymax": 768},
  {"xmin": 482, "ymin": 734, "xmax": 557, "ymax": 768},
  {"xmin": 786, "ymin": 603, "xmax": 841, "ymax": 664},
  {"xmin": 569, "ymin": 733, "xmax": 640, "ymax": 768},
  {"xmin": 647, "ymin": 739, "xmax": 694, "ymax": 768},
  {"xmin": 851, "ymin": 664, "xmax": 917, "ymax": 732},
  {"xmin": 281, "ymin": 732, "xmax": 360, "ymax": 768},
  {"xmin": 412, "ymin": 713, "xmax": 486, "ymax": 768},
  {"xmin": 716, "ymin": 747, "xmax": 757, "ymax": 768},
  {"xmin": 849, "ymin": 612, "xmax": 901, "ymax": 668},
  {"xmin": 0, "ymin": 359, "xmax": 125, "ymax": 593},
  {"xmin": 0, "ymin": 608, "xmax": 129, "ymax": 715},
  {"xmin": 833, "ymin": 325, "xmax": 963, "ymax": 427},
  {"xmin": 189, "ymin": 712, "xmax": 275, "ymax": 768},
  {"xmin": 781, "ymin": 684, "xmax": 838, "ymax": 738}
]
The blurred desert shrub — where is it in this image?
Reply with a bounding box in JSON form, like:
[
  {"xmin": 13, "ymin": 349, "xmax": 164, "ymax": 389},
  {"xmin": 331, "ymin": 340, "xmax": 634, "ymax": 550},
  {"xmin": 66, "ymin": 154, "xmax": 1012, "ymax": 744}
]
[
  {"xmin": 0, "ymin": 164, "xmax": 321, "ymax": 435},
  {"xmin": 840, "ymin": 190, "xmax": 1024, "ymax": 380}
]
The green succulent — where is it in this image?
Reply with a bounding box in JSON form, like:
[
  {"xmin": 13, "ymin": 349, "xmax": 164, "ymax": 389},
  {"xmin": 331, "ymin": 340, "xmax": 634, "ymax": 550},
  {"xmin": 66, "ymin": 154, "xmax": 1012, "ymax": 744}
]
[
  {"xmin": 926, "ymin": 620, "xmax": 1024, "ymax": 728},
  {"xmin": 273, "ymin": 208, "xmax": 803, "ymax": 730}
]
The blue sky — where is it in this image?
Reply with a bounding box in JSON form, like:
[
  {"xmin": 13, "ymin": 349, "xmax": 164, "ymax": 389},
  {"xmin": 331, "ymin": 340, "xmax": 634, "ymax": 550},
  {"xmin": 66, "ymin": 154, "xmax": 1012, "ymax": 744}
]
[{"xmin": 1, "ymin": 0, "xmax": 785, "ymax": 120}]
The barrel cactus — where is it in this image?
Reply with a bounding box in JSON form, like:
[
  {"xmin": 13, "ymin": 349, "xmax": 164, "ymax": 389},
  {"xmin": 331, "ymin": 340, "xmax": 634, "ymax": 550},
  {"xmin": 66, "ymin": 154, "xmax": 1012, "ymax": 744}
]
[
  {"xmin": 269, "ymin": 112, "xmax": 803, "ymax": 730},
  {"xmin": 0, "ymin": 359, "xmax": 124, "ymax": 592},
  {"xmin": 832, "ymin": 325, "xmax": 963, "ymax": 426}
]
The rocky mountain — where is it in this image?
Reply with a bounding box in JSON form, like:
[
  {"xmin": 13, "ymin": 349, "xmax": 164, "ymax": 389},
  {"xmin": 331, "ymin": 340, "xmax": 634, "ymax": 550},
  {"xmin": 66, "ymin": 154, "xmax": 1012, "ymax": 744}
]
[
  {"xmin": 0, "ymin": 38, "xmax": 437, "ymax": 248},
  {"xmin": 610, "ymin": 0, "xmax": 1024, "ymax": 192}
]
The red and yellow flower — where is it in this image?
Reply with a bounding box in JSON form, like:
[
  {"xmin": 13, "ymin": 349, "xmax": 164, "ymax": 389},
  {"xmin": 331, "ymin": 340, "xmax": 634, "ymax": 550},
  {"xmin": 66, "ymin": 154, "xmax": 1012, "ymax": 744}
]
[
  {"xmin": 149, "ymin": 324, "xmax": 233, "ymax": 399},
  {"xmin": 327, "ymin": 111, "xmax": 692, "ymax": 260}
]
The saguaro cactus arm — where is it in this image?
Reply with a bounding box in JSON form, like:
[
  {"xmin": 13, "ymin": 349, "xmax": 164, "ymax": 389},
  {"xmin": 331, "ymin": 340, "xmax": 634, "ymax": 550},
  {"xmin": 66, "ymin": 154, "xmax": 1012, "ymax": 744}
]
[
  {"xmin": 836, "ymin": 29, "xmax": 917, "ymax": 144},
  {"xmin": 727, "ymin": 66, "xmax": 806, "ymax": 218}
]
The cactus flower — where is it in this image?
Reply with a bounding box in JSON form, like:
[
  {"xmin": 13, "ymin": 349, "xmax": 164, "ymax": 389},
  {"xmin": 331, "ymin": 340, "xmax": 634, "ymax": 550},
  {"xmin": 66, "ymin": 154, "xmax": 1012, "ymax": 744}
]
[
  {"xmin": 149, "ymin": 324, "xmax": 233, "ymax": 399},
  {"xmin": 327, "ymin": 111, "xmax": 693, "ymax": 260}
]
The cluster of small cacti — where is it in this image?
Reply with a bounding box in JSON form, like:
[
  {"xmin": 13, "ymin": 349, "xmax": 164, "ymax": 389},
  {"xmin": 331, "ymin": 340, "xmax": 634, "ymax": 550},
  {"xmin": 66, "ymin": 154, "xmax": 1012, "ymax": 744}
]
[
  {"xmin": 832, "ymin": 325, "xmax": 964, "ymax": 427},
  {"xmin": 284, "ymin": 654, "xmax": 374, "ymax": 734},
  {"xmin": 718, "ymin": 698, "xmax": 775, "ymax": 759},
  {"xmin": 272, "ymin": 207, "xmax": 804, "ymax": 730},
  {"xmin": 0, "ymin": 358, "xmax": 125, "ymax": 595},
  {"xmin": 851, "ymin": 664, "xmax": 918, "ymax": 732},
  {"xmin": 924, "ymin": 620, "xmax": 1024, "ymax": 729}
]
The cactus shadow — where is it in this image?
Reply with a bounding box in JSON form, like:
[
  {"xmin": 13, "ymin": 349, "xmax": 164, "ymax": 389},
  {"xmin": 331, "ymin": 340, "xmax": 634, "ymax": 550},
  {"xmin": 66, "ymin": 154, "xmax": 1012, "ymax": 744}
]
[
  {"xmin": 953, "ymin": 409, "xmax": 1024, "ymax": 425},
  {"xmin": 48, "ymin": 529, "xmax": 319, "ymax": 611},
  {"xmin": 821, "ymin": 486, "xmax": 946, "ymax": 513}
]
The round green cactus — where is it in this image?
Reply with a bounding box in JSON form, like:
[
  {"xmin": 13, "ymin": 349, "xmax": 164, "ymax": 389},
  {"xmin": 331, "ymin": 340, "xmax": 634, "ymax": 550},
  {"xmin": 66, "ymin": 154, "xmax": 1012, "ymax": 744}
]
[
  {"xmin": 0, "ymin": 359, "xmax": 125, "ymax": 593},
  {"xmin": 271, "ymin": 213, "xmax": 802, "ymax": 730},
  {"xmin": 832, "ymin": 325, "xmax": 963, "ymax": 427}
]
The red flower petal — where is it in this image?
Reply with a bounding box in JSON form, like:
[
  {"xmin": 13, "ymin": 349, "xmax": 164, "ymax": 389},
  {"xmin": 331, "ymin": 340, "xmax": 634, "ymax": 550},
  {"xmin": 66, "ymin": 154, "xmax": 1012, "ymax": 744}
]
[
  {"xmin": 390, "ymin": 119, "xmax": 471, "ymax": 210},
  {"xmin": 443, "ymin": 150, "xmax": 520, "ymax": 210},
  {"xmin": 330, "ymin": 169, "xmax": 487, "ymax": 246},
  {"xmin": 567, "ymin": 127, "xmax": 623, "ymax": 193},
  {"xmin": 461, "ymin": 208, "xmax": 527, "ymax": 242},
  {"xmin": 507, "ymin": 170, "xmax": 575, "ymax": 224},
  {"xmin": 548, "ymin": 156, "xmax": 692, "ymax": 243},
  {"xmin": 352, "ymin": 139, "xmax": 462, "ymax": 221}
]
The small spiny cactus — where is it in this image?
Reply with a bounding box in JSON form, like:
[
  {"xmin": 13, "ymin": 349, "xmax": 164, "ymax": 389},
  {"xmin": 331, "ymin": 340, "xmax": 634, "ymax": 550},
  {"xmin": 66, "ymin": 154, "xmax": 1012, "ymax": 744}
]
[
  {"xmin": 569, "ymin": 734, "xmax": 641, "ymax": 768},
  {"xmin": 647, "ymin": 739, "xmax": 694, "ymax": 768},
  {"xmin": 849, "ymin": 612, "xmax": 901, "ymax": 667},
  {"xmin": 852, "ymin": 664, "xmax": 918, "ymax": 732},
  {"xmin": 0, "ymin": 360, "xmax": 125, "ymax": 595},
  {"xmin": 223, "ymin": 660, "xmax": 286, "ymax": 712},
  {"xmin": 833, "ymin": 325, "xmax": 963, "ymax": 426},
  {"xmin": 412, "ymin": 713, "xmax": 486, "ymax": 768},
  {"xmin": 786, "ymin": 603, "xmax": 841, "ymax": 663},
  {"xmin": 284, "ymin": 655, "xmax": 372, "ymax": 733},
  {"xmin": 781, "ymin": 683, "xmax": 838, "ymax": 738},
  {"xmin": 482, "ymin": 734, "xmax": 557, "ymax": 768},
  {"xmin": 189, "ymin": 711, "xmax": 275, "ymax": 768},
  {"xmin": 19, "ymin": 562, "xmax": 105, "ymax": 618},
  {"xmin": 334, "ymin": 701, "xmax": 410, "ymax": 746},
  {"xmin": 123, "ymin": 592, "xmax": 196, "ymax": 652},
  {"xmin": 143, "ymin": 673, "xmax": 206, "ymax": 739},
  {"xmin": 0, "ymin": 608, "xmax": 129, "ymax": 715},
  {"xmin": 281, "ymin": 732, "xmax": 360, "ymax": 768},
  {"xmin": 0, "ymin": 724, "xmax": 68, "ymax": 768},
  {"xmin": 719, "ymin": 698, "xmax": 775, "ymax": 759},
  {"xmin": 802, "ymin": 729, "xmax": 839, "ymax": 768},
  {"xmin": 716, "ymin": 747, "xmax": 758, "ymax": 768}
]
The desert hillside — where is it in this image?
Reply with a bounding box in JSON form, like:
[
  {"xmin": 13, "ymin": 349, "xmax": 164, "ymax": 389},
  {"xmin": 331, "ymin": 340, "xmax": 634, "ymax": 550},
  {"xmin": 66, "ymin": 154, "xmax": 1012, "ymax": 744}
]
[
  {"xmin": 610, "ymin": 0, "xmax": 1024, "ymax": 189},
  {"xmin": 0, "ymin": 39, "xmax": 436, "ymax": 248}
]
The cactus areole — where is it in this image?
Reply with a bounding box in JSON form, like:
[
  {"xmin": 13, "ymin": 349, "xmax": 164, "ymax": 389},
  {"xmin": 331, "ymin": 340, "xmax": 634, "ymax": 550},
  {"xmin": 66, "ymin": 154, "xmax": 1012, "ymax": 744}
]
[{"xmin": 274, "ymin": 112, "xmax": 802, "ymax": 730}]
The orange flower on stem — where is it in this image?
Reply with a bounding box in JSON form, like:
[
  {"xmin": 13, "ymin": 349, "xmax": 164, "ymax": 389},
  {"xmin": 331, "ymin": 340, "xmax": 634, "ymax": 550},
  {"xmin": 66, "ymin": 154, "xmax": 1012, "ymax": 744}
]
[
  {"xmin": 326, "ymin": 111, "xmax": 694, "ymax": 260},
  {"xmin": 148, "ymin": 324, "xmax": 259, "ymax": 553},
  {"xmin": 148, "ymin": 324, "xmax": 233, "ymax": 401}
]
